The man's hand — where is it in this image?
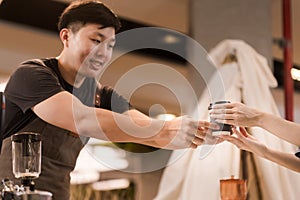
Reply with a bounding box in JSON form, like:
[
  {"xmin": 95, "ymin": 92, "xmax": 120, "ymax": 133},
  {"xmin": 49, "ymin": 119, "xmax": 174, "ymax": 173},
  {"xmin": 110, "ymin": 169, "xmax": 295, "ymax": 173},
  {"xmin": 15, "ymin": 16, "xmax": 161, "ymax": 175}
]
[{"xmin": 156, "ymin": 116, "xmax": 220, "ymax": 149}]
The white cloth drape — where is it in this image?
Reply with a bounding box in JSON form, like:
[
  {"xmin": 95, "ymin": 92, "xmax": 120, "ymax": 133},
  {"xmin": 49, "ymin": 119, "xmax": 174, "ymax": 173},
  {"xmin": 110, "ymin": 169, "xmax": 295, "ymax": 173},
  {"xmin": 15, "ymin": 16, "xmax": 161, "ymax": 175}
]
[{"xmin": 154, "ymin": 39, "xmax": 300, "ymax": 200}]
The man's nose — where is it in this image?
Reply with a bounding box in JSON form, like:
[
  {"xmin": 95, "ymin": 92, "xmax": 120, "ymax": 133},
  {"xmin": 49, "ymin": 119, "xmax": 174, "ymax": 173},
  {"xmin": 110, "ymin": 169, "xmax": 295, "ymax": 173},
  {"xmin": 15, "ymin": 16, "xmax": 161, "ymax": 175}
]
[{"xmin": 95, "ymin": 43, "xmax": 108, "ymax": 57}]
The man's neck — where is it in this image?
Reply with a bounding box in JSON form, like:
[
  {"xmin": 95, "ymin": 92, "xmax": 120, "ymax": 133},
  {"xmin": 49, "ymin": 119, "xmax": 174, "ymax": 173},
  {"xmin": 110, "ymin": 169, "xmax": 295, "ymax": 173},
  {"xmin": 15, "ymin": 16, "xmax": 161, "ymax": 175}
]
[{"xmin": 56, "ymin": 56, "xmax": 85, "ymax": 88}]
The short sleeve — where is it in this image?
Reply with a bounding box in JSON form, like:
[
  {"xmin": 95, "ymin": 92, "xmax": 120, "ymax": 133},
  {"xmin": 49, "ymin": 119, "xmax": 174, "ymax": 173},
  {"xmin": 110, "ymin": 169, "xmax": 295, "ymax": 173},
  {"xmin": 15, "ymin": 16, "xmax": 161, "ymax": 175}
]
[
  {"xmin": 5, "ymin": 62, "xmax": 64, "ymax": 112},
  {"xmin": 99, "ymin": 86, "xmax": 134, "ymax": 113}
]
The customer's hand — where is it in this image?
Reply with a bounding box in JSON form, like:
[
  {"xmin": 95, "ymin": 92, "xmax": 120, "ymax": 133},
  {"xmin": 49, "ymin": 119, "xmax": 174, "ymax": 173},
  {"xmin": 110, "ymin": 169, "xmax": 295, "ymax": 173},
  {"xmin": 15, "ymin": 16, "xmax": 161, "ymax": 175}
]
[
  {"xmin": 219, "ymin": 127, "xmax": 267, "ymax": 157},
  {"xmin": 209, "ymin": 102, "xmax": 262, "ymax": 127}
]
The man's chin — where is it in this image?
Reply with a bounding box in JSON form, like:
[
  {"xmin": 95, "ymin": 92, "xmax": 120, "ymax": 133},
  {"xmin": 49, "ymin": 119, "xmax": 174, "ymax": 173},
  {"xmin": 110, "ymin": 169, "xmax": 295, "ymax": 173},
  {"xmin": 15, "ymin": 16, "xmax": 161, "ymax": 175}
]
[
  {"xmin": 76, "ymin": 70, "xmax": 95, "ymax": 79},
  {"xmin": 87, "ymin": 69, "xmax": 103, "ymax": 78}
]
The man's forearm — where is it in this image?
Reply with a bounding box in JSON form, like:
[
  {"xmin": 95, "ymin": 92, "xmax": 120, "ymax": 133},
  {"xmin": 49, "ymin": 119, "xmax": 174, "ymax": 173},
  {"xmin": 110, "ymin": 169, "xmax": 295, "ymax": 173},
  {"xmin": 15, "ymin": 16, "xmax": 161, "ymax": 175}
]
[{"xmin": 78, "ymin": 107, "xmax": 166, "ymax": 144}]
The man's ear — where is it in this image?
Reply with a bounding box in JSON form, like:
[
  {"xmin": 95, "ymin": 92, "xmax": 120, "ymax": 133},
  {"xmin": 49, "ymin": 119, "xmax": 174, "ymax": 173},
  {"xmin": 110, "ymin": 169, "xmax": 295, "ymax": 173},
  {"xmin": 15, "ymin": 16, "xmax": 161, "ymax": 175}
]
[{"xmin": 60, "ymin": 28, "xmax": 70, "ymax": 47}]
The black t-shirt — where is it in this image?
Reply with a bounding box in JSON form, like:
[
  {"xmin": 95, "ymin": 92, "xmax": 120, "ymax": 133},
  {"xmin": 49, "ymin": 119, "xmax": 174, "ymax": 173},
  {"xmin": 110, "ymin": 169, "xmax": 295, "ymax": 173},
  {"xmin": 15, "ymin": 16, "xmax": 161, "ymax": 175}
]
[
  {"xmin": 2, "ymin": 57, "xmax": 132, "ymax": 140},
  {"xmin": 0, "ymin": 58, "xmax": 134, "ymax": 199}
]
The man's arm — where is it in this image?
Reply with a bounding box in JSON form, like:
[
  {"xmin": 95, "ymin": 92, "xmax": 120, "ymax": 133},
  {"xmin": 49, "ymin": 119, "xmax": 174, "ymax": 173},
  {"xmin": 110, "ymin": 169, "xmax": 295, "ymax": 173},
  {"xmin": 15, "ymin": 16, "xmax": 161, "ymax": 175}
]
[
  {"xmin": 33, "ymin": 91, "xmax": 213, "ymax": 149},
  {"xmin": 122, "ymin": 109, "xmax": 210, "ymax": 148}
]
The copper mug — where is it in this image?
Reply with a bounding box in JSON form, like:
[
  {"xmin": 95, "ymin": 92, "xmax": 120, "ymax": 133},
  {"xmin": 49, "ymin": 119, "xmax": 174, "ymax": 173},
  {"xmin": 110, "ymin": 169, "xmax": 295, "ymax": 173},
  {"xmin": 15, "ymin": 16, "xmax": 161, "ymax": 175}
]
[{"xmin": 220, "ymin": 176, "xmax": 247, "ymax": 200}]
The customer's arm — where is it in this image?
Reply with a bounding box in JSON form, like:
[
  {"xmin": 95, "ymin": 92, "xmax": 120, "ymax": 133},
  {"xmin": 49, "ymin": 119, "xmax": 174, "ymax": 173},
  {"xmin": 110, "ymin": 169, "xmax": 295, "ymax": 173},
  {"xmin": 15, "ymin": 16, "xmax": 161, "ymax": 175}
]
[
  {"xmin": 221, "ymin": 127, "xmax": 300, "ymax": 173},
  {"xmin": 33, "ymin": 91, "xmax": 215, "ymax": 149},
  {"xmin": 258, "ymin": 112, "xmax": 300, "ymax": 146},
  {"xmin": 210, "ymin": 102, "xmax": 300, "ymax": 146}
]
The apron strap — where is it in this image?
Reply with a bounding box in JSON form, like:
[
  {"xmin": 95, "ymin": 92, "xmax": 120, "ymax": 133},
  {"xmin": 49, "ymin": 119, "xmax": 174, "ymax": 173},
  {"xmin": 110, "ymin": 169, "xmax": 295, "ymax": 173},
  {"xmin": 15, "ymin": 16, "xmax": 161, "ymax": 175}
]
[
  {"xmin": 0, "ymin": 92, "xmax": 5, "ymax": 153},
  {"xmin": 295, "ymin": 147, "xmax": 300, "ymax": 159}
]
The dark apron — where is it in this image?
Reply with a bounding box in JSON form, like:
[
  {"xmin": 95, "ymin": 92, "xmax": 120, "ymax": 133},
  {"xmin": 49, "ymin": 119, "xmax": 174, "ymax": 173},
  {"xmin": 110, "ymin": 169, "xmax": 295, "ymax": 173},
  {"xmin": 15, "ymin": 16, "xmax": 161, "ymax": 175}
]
[{"xmin": 0, "ymin": 118, "xmax": 85, "ymax": 200}]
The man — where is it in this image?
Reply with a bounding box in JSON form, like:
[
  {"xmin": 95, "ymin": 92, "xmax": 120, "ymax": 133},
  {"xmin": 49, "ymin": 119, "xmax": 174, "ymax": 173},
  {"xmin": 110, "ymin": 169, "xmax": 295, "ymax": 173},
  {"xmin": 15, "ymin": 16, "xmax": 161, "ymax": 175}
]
[{"xmin": 0, "ymin": 1, "xmax": 217, "ymax": 199}]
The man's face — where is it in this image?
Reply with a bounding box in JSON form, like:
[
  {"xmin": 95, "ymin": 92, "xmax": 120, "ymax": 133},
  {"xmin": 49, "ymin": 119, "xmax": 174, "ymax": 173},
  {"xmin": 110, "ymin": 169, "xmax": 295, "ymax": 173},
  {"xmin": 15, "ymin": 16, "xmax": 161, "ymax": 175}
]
[{"xmin": 66, "ymin": 24, "xmax": 116, "ymax": 78}]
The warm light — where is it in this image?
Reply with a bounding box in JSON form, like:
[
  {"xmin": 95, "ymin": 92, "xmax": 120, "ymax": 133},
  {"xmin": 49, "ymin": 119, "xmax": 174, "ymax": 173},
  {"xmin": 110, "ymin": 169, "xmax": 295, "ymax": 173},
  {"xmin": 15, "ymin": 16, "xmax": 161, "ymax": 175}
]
[
  {"xmin": 92, "ymin": 178, "xmax": 130, "ymax": 191},
  {"xmin": 291, "ymin": 68, "xmax": 300, "ymax": 81},
  {"xmin": 70, "ymin": 171, "xmax": 100, "ymax": 185},
  {"xmin": 163, "ymin": 35, "xmax": 180, "ymax": 44},
  {"xmin": 0, "ymin": 82, "xmax": 7, "ymax": 92},
  {"xmin": 156, "ymin": 114, "xmax": 176, "ymax": 121}
]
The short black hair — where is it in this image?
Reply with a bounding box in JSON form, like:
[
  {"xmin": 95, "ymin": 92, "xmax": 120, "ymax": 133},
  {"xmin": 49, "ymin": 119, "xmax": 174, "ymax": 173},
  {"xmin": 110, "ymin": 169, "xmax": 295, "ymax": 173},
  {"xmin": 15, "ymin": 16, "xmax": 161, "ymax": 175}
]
[{"xmin": 57, "ymin": 0, "xmax": 121, "ymax": 32}]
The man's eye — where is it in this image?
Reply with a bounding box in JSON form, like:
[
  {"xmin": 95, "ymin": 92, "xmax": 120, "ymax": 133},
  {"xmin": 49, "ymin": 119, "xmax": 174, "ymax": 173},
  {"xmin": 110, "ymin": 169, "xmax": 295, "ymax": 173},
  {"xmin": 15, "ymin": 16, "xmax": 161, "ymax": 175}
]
[{"xmin": 92, "ymin": 39, "xmax": 101, "ymax": 44}]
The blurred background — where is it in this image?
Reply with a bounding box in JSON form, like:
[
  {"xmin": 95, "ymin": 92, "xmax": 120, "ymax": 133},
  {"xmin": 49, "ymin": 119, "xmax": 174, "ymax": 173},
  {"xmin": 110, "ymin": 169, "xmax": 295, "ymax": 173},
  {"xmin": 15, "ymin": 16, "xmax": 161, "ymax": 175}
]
[
  {"xmin": 0, "ymin": 1, "xmax": 299, "ymax": 199},
  {"xmin": 0, "ymin": 0, "xmax": 300, "ymax": 122}
]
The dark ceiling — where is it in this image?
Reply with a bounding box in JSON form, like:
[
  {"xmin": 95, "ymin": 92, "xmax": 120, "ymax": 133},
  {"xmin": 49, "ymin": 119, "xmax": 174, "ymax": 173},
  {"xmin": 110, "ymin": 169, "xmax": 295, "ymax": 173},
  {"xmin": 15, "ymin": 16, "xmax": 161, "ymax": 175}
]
[{"xmin": 0, "ymin": 0, "xmax": 187, "ymax": 64}]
